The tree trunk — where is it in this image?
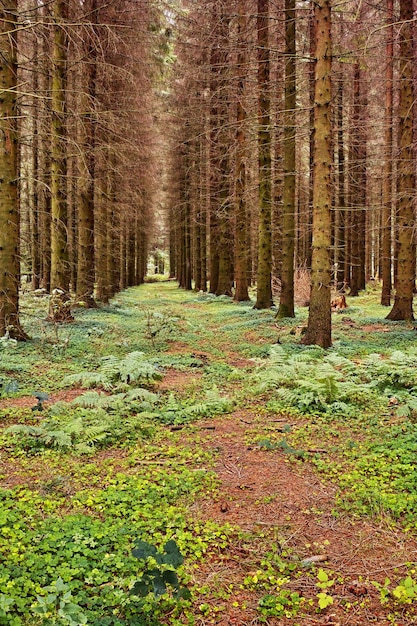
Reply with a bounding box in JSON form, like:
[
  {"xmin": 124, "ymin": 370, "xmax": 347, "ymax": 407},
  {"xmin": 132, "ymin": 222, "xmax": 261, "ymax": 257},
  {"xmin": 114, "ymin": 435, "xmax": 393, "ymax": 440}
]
[
  {"xmin": 255, "ymin": 0, "xmax": 273, "ymax": 309},
  {"xmin": 386, "ymin": 0, "xmax": 415, "ymax": 321},
  {"xmin": 277, "ymin": 0, "xmax": 296, "ymax": 318},
  {"xmin": 306, "ymin": 7, "xmax": 315, "ymax": 270},
  {"xmin": 0, "ymin": 1, "xmax": 28, "ymax": 339},
  {"xmin": 302, "ymin": 0, "xmax": 332, "ymax": 349},
  {"xmin": 380, "ymin": 0, "xmax": 394, "ymax": 306},
  {"xmin": 349, "ymin": 64, "xmax": 367, "ymax": 297},
  {"xmin": 76, "ymin": 0, "xmax": 97, "ymax": 307},
  {"xmin": 209, "ymin": 4, "xmax": 232, "ymax": 296},
  {"xmin": 49, "ymin": 0, "xmax": 73, "ymax": 322},
  {"xmin": 95, "ymin": 170, "xmax": 110, "ymax": 303},
  {"xmin": 335, "ymin": 73, "xmax": 346, "ymax": 291},
  {"xmin": 31, "ymin": 24, "xmax": 41, "ymax": 291},
  {"xmin": 234, "ymin": 3, "xmax": 250, "ymax": 302}
]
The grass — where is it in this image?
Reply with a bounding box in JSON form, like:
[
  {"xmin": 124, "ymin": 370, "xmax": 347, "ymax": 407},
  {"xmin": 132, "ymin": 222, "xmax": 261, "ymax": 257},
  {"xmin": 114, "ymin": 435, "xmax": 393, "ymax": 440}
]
[{"xmin": 1, "ymin": 283, "xmax": 417, "ymax": 624}]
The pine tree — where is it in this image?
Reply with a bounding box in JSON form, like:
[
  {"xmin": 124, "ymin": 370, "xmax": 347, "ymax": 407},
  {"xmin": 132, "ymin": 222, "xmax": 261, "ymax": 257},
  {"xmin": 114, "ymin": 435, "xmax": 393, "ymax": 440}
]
[
  {"xmin": 302, "ymin": 0, "xmax": 332, "ymax": 349},
  {"xmin": 0, "ymin": 1, "xmax": 28, "ymax": 339},
  {"xmin": 386, "ymin": 0, "xmax": 415, "ymax": 321},
  {"xmin": 277, "ymin": 0, "xmax": 296, "ymax": 318},
  {"xmin": 254, "ymin": 0, "xmax": 273, "ymax": 309},
  {"xmin": 49, "ymin": 0, "xmax": 73, "ymax": 321}
]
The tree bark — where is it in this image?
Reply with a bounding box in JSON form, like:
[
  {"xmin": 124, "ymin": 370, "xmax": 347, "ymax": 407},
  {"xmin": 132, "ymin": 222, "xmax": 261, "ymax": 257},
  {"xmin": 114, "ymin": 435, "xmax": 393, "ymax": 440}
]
[
  {"xmin": 386, "ymin": 0, "xmax": 415, "ymax": 321},
  {"xmin": 76, "ymin": 0, "xmax": 98, "ymax": 307},
  {"xmin": 0, "ymin": 1, "xmax": 28, "ymax": 339},
  {"xmin": 254, "ymin": 0, "xmax": 273, "ymax": 309},
  {"xmin": 234, "ymin": 2, "xmax": 250, "ymax": 302},
  {"xmin": 49, "ymin": 0, "xmax": 73, "ymax": 321},
  {"xmin": 277, "ymin": 0, "xmax": 296, "ymax": 318},
  {"xmin": 302, "ymin": 0, "xmax": 332, "ymax": 349},
  {"xmin": 335, "ymin": 73, "xmax": 346, "ymax": 291},
  {"xmin": 349, "ymin": 64, "xmax": 367, "ymax": 297},
  {"xmin": 380, "ymin": 0, "xmax": 394, "ymax": 306}
]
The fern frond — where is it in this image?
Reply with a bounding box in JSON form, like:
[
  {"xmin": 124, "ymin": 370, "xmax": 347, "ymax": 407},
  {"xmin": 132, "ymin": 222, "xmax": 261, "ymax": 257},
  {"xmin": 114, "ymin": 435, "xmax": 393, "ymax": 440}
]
[
  {"xmin": 99, "ymin": 355, "xmax": 120, "ymax": 377},
  {"xmin": 323, "ymin": 353, "xmax": 357, "ymax": 373},
  {"xmin": 125, "ymin": 388, "xmax": 159, "ymax": 404},
  {"xmin": 6, "ymin": 424, "xmax": 44, "ymax": 437},
  {"xmin": 62, "ymin": 417, "xmax": 84, "ymax": 435},
  {"xmin": 116, "ymin": 352, "xmax": 162, "ymax": 384},
  {"xmin": 288, "ymin": 352, "xmax": 317, "ymax": 364},
  {"xmin": 70, "ymin": 391, "xmax": 107, "ymax": 408},
  {"xmin": 268, "ymin": 345, "xmax": 288, "ymax": 365},
  {"xmin": 390, "ymin": 350, "xmax": 411, "ymax": 365},
  {"xmin": 362, "ymin": 353, "xmax": 383, "ymax": 366},
  {"xmin": 74, "ymin": 442, "xmax": 96, "ymax": 455},
  {"xmin": 41, "ymin": 429, "xmax": 72, "ymax": 448},
  {"xmin": 62, "ymin": 352, "xmax": 161, "ymax": 392},
  {"xmin": 61, "ymin": 372, "xmax": 112, "ymax": 390},
  {"xmin": 79, "ymin": 425, "xmax": 109, "ymax": 444}
]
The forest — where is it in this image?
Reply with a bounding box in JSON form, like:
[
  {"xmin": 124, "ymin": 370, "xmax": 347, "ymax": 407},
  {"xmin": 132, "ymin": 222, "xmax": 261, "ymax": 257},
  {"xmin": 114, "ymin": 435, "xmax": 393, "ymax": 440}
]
[{"xmin": 1, "ymin": 0, "xmax": 417, "ymax": 625}]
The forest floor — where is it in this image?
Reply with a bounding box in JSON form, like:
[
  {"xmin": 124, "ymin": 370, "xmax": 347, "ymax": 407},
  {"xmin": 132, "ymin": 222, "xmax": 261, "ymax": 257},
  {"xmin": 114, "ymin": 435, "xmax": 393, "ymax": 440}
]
[{"xmin": 1, "ymin": 281, "xmax": 417, "ymax": 625}]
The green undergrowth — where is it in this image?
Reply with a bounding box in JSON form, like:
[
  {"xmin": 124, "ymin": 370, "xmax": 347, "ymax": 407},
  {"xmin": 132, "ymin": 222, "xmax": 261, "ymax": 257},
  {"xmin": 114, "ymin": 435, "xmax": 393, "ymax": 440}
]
[
  {"xmin": 0, "ymin": 468, "xmax": 235, "ymax": 625},
  {"xmin": 2, "ymin": 283, "xmax": 417, "ymax": 623},
  {"xmin": 243, "ymin": 323, "xmax": 417, "ymax": 527}
]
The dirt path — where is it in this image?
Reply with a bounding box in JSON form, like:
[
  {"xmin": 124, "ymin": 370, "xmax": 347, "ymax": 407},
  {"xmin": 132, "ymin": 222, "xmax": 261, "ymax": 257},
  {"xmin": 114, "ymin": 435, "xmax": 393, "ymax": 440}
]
[{"xmin": 183, "ymin": 409, "xmax": 417, "ymax": 625}]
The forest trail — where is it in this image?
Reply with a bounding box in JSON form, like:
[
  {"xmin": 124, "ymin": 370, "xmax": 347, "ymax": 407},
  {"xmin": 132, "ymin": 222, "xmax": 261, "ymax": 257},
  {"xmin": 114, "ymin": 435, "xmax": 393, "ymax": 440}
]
[
  {"xmin": 2, "ymin": 282, "xmax": 417, "ymax": 625},
  {"xmin": 168, "ymin": 379, "xmax": 417, "ymax": 625},
  {"xmin": 149, "ymin": 284, "xmax": 417, "ymax": 625}
]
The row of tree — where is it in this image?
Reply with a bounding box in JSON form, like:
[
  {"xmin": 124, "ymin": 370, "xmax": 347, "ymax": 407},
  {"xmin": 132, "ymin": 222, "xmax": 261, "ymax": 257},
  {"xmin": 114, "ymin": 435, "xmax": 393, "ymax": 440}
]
[
  {"xmin": 0, "ymin": 0, "xmax": 415, "ymax": 349},
  {"xmin": 1, "ymin": 0, "xmax": 165, "ymax": 338},
  {"xmin": 168, "ymin": 0, "xmax": 416, "ymax": 347}
]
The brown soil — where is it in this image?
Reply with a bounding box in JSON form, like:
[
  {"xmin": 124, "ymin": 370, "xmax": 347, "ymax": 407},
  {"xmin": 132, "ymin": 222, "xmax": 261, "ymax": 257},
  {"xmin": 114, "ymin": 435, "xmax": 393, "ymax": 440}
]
[
  {"xmin": 158, "ymin": 368, "xmax": 203, "ymax": 391},
  {"xmin": 0, "ymin": 388, "xmax": 85, "ymax": 412},
  {"xmin": 361, "ymin": 324, "xmax": 392, "ymax": 333}
]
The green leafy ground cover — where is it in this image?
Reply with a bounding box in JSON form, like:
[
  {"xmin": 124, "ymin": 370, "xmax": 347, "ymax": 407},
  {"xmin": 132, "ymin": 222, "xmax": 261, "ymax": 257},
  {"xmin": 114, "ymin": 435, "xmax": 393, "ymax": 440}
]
[{"xmin": 1, "ymin": 283, "xmax": 417, "ymax": 624}]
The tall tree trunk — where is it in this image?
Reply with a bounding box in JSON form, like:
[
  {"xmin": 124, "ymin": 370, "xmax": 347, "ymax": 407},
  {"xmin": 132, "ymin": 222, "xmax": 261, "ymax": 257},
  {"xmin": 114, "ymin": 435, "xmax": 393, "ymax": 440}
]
[
  {"xmin": 380, "ymin": 0, "xmax": 394, "ymax": 306},
  {"xmin": 386, "ymin": 0, "xmax": 415, "ymax": 320},
  {"xmin": 39, "ymin": 1, "xmax": 51, "ymax": 292},
  {"xmin": 349, "ymin": 64, "xmax": 367, "ymax": 297},
  {"xmin": 302, "ymin": 0, "xmax": 332, "ymax": 349},
  {"xmin": 208, "ymin": 5, "xmax": 222, "ymax": 294},
  {"xmin": 199, "ymin": 126, "xmax": 208, "ymax": 292},
  {"xmin": 50, "ymin": 0, "xmax": 73, "ymax": 321},
  {"xmin": 169, "ymin": 203, "xmax": 176, "ymax": 279},
  {"xmin": 209, "ymin": 5, "xmax": 232, "ymax": 296},
  {"xmin": 336, "ymin": 73, "xmax": 346, "ymax": 291},
  {"xmin": 30, "ymin": 21, "xmax": 41, "ymax": 291},
  {"xmin": 277, "ymin": 0, "xmax": 296, "ymax": 318},
  {"xmin": 95, "ymin": 169, "xmax": 110, "ymax": 303},
  {"xmin": 306, "ymin": 7, "xmax": 315, "ymax": 270},
  {"xmin": 234, "ymin": 0, "xmax": 250, "ymax": 302},
  {"xmin": 76, "ymin": 0, "xmax": 97, "ymax": 307},
  {"xmin": 0, "ymin": 1, "xmax": 27, "ymax": 339},
  {"xmin": 255, "ymin": 0, "xmax": 273, "ymax": 309}
]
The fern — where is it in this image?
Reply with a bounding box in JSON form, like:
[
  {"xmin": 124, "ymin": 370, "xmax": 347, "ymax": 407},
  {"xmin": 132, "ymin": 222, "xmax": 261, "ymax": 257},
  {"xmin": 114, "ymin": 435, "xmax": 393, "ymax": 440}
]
[
  {"xmin": 125, "ymin": 388, "xmax": 159, "ymax": 403},
  {"xmin": 62, "ymin": 351, "xmax": 162, "ymax": 391},
  {"xmin": 185, "ymin": 389, "xmax": 233, "ymax": 417},
  {"xmin": 156, "ymin": 389, "xmax": 233, "ymax": 425},
  {"xmin": 7, "ymin": 424, "xmax": 73, "ymax": 449},
  {"xmin": 253, "ymin": 345, "xmax": 385, "ymax": 415},
  {"xmin": 268, "ymin": 345, "xmax": 289, "ymax": 366},
  {"xmin": 395, "ymin": 397, "xmax": 417, "ymax": 419},
  {"xmin": 61, "ymin": 372, "xmax": 112, "ymax": 390},
  {"xmin": 359, "ymin": 351, "xmax": 417, "ymax": 391},
  {"xmin": 100, "ymin": 351, "xmax": 162, "ymax": 384},
  {"xmin": 70, "ymin": 391, "xmax": 107, "ymax": 408},
  {"xmin": 323, "ymin": 353, "xmax": 357, "ymax": 374},
  {"xmin": 70, "ymin": 388, "xmax": 159, "ymax": 413}
]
